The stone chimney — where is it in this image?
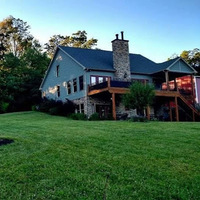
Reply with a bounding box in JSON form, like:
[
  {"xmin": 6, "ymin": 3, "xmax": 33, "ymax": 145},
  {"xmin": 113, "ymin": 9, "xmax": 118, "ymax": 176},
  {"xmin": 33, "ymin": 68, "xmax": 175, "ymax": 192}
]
[{"xmin": 112, "ymin": 31, "xmax": 131, "ymax": 81}]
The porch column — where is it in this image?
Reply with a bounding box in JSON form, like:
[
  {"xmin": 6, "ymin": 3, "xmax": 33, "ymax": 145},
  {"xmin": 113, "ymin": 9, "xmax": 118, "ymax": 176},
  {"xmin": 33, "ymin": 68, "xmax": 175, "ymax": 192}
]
[
  {"xmin": 146, "ymin": 106, "xmax": 150, "ymax": 120},
  {"xmin": 174, "ymin": 78, "xmax": 178, "ymax": 91},
  {"xmin": 175, "ymin": 96, "xmax": 179, "ymax": 122},
  {"xmin": 190, "ymin": 75, "xmax": 195, "ymax": 104},
  {"xmin": 192, "ymin": 110, "xmax": 195, "ymax": 122},
  {"xmin": 112, "ymin": 93, "xmax": 116, "ymax": 120},
  {"xmin": 165, "ymin": 70, "xmax": 170, "ymax": 91},
  {"xmin": 108, "ymin": 77, "xmax": 111, "ymax": 88}
]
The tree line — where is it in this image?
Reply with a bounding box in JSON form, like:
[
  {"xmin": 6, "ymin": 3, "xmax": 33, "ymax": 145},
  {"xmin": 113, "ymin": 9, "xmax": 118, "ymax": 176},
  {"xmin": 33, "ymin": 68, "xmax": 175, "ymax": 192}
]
[
  {"xmin": 0, "ymin": 16, "xmax": 98, "ymax": 113},
  {"xmin": 0, "ymin": 16, "xmax": 199, "ymax": 114}
]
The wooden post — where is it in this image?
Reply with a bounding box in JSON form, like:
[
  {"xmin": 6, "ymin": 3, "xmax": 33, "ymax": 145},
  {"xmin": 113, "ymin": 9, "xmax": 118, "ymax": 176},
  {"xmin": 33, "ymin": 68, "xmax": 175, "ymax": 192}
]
[
  {"xmin": 174, "ymin": 78, "xmax": 178, "ymax": 91},
  {"xmin": 192, "ymin": 110, "xmax": 195, "ymax": 122},
  {"xmin": 112, "ymin": 93, "xmax": 116, "ymax": 120},
  {"xmin": 191, "ymin": 75, "xmax": 195, "ymax": 104},
  {"xmin": 165, "ymin": 71, "xmax": 170, "ymax": 91},
  {"xmin": 147, "ymin": 106, "xmax": 150, "ymax": 120},
  {"xmin": 108, "ymin": 77, "xmax": 111, "ymax": 88},
  {"xmin": 175, "ymin": 96, "xmax": 179, "ymax": 122}
]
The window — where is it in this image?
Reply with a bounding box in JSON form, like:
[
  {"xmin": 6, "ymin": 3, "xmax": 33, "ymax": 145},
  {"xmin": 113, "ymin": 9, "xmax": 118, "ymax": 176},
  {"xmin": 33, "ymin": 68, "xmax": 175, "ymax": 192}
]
[
  {"xmin": 79, "ymin": 76, "xmax": 84, "ymax": 90},
  {"xmin": 56, "ymin": 65, "xmax": 59, "ymax": 77},
  {"xmin": 57, "ymin": 86, "xmax": 60, "ymax": 97},
  {"xmin": 73, "ymin": 78, "xmax": 77, "ymax": 93},
  {"xmin": 90, "ymin": 76, "xmax": 110, "ymax": 85},
  {"xmin": 67, "ymin": 81, "xmax": 71, "ymax": 94}
]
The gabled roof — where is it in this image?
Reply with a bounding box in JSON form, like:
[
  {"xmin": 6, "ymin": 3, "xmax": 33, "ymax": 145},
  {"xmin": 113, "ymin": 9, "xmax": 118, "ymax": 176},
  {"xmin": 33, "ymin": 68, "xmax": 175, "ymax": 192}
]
[
  {"xmin": 59, "ymin": 46, "xmax": 115, "ymax": 71},
  {"xmin": 59, "ymin": 46, "xmax": 196, "ymax": 75}
]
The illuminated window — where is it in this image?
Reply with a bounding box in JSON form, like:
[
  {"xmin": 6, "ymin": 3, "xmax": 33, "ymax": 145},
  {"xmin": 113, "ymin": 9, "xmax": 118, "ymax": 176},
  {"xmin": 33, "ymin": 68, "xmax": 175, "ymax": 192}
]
[{"xmin": 90, "ymin": 76, "xmax": 110, "ymax": 85}]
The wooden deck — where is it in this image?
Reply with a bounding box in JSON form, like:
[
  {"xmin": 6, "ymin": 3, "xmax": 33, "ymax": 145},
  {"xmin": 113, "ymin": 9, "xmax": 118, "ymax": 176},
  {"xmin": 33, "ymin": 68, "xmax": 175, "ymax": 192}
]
[{"xmin": 87, "ymin": 79, "xmax": 199, "ymax": 121}]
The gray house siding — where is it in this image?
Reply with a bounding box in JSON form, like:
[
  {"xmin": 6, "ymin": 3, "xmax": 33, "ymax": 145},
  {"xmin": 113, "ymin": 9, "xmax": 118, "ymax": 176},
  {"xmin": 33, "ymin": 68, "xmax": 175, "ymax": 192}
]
[
  {"xmin": 131, "ymin": 74, "xmax": 153, "ymax": 83},
  {"xmin": 41, "ymin": 49, "xmax": 86, "ymax": 101},
  {"xmin": 169, "ymin": 60, "xmax": 194, "ymax": 73}
]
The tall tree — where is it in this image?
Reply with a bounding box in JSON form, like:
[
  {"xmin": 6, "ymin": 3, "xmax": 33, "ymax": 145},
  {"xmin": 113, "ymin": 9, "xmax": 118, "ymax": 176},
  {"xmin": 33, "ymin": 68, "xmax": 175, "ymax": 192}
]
[
  {"xmin": 0, "ymin": 16, "xmax": 33, "ymax": 58},
  {"xmin": 180, "ymin": 48, "xmax": 200, "ymax": 73},
  {"xmin": 45, "ymin": 31, "xmax": 98, "ymax": 58}
]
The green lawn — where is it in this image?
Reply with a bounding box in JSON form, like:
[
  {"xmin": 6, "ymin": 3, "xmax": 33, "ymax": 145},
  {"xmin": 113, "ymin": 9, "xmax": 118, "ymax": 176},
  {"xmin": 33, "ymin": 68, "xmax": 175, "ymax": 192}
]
[{"xmin": 0, "ymin": 112, "xmax": 200, "ymax": 200}]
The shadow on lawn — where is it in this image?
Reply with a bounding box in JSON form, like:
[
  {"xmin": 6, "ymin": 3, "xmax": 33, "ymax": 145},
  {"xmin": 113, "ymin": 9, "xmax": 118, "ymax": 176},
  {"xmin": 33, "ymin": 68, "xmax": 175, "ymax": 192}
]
[{"xmin": 0, "ymin": 138, "xmax": 14, "ymax": 146}]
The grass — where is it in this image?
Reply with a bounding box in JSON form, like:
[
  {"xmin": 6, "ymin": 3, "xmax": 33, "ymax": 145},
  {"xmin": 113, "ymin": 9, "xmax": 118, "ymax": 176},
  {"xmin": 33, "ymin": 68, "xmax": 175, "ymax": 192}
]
[{"xmin": 0, "ymin": 111, "xmax": 200, "ymax": 200}]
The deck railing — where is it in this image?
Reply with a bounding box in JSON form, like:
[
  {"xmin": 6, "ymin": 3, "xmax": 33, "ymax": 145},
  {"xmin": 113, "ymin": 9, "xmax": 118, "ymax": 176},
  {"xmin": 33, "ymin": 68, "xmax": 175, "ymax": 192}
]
[{"xmin": 88, "ymin": 79, "xmax": 132, "ymax": 92}]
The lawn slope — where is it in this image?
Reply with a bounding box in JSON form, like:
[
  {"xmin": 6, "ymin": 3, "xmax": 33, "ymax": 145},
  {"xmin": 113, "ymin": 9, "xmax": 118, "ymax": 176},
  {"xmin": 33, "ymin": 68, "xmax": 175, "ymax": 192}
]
[{"xmin": 0, "ymin": 112, "xmax": 200, "ymax": 200}]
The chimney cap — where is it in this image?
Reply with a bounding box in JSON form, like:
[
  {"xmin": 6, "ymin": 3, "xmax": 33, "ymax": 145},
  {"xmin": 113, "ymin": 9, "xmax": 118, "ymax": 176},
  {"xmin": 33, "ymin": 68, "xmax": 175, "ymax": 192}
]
[
  {"xmin": 111, "ymin": 31, "xmax": 129, "ymax": 43},
  {"xmin": 121, "ymin": 31, "xmax": 124, "ymax": 40},
  {"xmin": 116, "ymin": 34, "xmax": 119, "ymax": 40}
]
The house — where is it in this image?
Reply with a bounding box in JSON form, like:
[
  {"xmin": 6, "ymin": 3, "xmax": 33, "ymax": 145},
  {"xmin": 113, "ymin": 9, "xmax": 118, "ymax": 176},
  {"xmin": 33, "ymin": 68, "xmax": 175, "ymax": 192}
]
[{"xmin": 40, "ymin": 32, "xmax": 200, "ymax": 121}]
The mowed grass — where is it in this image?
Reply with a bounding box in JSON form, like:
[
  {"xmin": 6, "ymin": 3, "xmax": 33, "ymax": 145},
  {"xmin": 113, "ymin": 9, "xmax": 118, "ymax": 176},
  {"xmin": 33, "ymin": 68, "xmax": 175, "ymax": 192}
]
[{"xmin": 0, "ymin": 112, "xmax": 200, "ymax": 200}]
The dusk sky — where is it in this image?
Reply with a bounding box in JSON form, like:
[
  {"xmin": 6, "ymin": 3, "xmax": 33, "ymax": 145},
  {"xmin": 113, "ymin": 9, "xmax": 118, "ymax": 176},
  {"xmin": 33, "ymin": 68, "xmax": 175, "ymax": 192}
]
[{"xmin": 0, "ymin": 0, "xmax": 200, "ymax": 63}]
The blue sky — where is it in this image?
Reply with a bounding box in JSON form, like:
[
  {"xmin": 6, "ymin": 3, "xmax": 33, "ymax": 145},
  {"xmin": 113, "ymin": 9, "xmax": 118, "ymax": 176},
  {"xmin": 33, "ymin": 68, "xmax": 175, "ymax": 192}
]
[{"xmin": 0, "ymin": 0, "xmax": 200, "ymax": 62}]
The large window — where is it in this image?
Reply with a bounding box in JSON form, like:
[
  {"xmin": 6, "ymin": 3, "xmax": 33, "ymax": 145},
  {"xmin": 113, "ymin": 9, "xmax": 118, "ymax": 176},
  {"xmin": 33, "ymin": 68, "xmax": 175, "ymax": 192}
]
[
  {"xmin": 73, "ymin": 78, "xmax": 77, "ymax": 93},
  {"xmin": 90, "ymin": 75, "xmax": 109, "ymax": 85},
  {"xmin": 57, "ymin": 86, "xmax": 60, "ymax": 97},
  {"xmin": 67, "ymin": 81, "xmax": 71, "ymax": 94},
  {"xmin": 56, "ymin": 65, "xmax": 59, "ymax": 77},
  {"xmin": 79, "ymin": 76, "xmax": 84, "ymax": 91}
]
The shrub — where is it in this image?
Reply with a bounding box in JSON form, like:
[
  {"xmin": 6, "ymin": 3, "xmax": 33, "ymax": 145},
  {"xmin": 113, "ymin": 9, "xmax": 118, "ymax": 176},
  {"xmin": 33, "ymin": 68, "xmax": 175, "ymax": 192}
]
[
  {"xmin": 0, "ymin": 102, "xmax": 9, "ymax": 113},
  {"xmin": 69, "ymin": 113, "xmax": 87, "ymax": 120},
  {"xmin": 89, "ymin": 112, "xmax": 100, "ymax": 121},
  {"xmin": 49, "ymin": 107, "xmax": 61, "ymax": 115},
  {"xmin": 38, "ymin": 98, "xmax": 75, "ymax": 116},
  {"xmin": 32, "ymin": 105, "xmax": 39, "ymax": 111},
  {"xmin": 128, "ymin": 116, "xmax": 148, "ymax": 122}
]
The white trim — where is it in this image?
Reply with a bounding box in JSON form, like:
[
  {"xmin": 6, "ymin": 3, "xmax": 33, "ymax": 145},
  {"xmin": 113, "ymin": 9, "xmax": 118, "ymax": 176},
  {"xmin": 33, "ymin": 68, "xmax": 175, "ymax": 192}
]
[
  {"xmin": 194, "ymin": 76, "xmax": 200, "ymax": 103},
  {"xmin": 39, "ymin": 46, "xmax": 60, "ymax": 90}
]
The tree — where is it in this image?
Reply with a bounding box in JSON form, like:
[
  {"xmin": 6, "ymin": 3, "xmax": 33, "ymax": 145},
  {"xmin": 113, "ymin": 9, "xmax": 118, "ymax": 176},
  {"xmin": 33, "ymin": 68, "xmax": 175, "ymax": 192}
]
[
  {"xmin": 180, "ymin": 48, "xmax": 200, "ymax": 74},
  {"xmin": 45, "ymin": 30, "xmax": 98, "ymax": 58},
  {"xmin": 0, "ymin": 16, "xmax": 33, "ymax": 58},
  {"xmin": 123, "ymin": 82, "xmax": 155, "ymax": 116},
  {"xmin": 0, "ymin": 47, "xmax": 50, "ymax": 112}
]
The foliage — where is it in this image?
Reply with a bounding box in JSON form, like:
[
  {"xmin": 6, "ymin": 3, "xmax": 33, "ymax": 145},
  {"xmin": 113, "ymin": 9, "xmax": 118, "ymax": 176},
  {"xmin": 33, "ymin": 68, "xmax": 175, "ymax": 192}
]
[
  {"xmin": 69, "ymin": 113, "xmax": 87, "ymax": 120},
  {"xmin": 0, "ymin": 111, "xmax": 200, "ymax": 199},
  {"xmin": 128, "ymin": 115, "xmax": 148, "ymax": 122},
  {"xmin": 0, "ymin": 15, "xmax": 34, "ymax": 58},
  {"xmin": 38, "ymin": 98, "xmax": 75, "ymax": 116},
  {"xmin": 89, "ymin": 112, "xmax": 100, "ymax": 121},
  {"xmin": 44, "ymin": 30, "xmax": 98, "ymax": 58},
  {"xmin": 0, "ymin": 16, "xmax": 51, "ymax": 112},
  {"xmin": 180, "ymin": 48, "xmax": 200, "ymax": 74},
  {"xmin": 0, "ymin": 102, "xmax": 9, "ymax": 113},
  {"xmin": 123, "ymin": 82, "xmax": 155, "ymax": 114},
  {"xmin": 180, "ymin": 48, "xmax": 200, "ymax": 67}
]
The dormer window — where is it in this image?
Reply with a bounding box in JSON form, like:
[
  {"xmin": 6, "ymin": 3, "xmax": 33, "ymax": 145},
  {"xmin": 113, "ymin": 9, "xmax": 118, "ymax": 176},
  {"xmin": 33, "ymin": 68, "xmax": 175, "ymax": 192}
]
[{"xmin": 56, "ymin": 65, "xmax": 59, "ymax": 77}]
